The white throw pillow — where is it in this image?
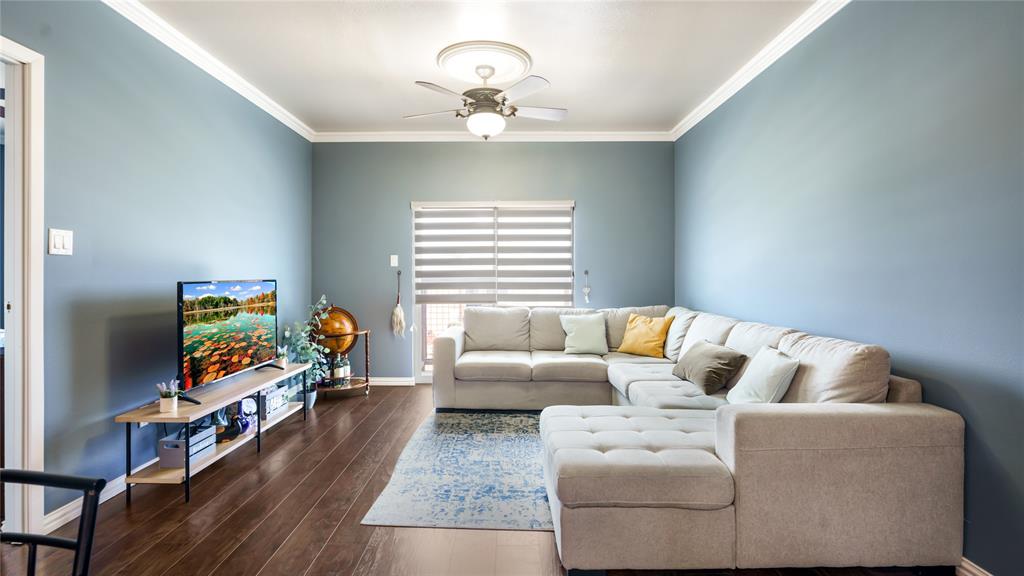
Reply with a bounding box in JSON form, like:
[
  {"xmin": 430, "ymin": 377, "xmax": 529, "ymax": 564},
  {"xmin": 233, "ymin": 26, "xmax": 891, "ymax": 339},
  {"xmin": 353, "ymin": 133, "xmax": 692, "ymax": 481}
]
[
  {"xmin": 726, "ymin": 346, "xmax": 800, "ymax": 404},
  {"xmin": 663, "ymin": 307, "xmax": 698, "ymax": 361},
  {"xmin": 560, "ymin": 313, "xmax": 609, "ymax": 355}
]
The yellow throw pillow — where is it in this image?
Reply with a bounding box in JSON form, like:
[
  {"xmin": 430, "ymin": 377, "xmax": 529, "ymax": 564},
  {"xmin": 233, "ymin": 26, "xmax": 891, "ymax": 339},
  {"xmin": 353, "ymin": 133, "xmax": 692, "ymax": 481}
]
[{"xmin": 617, "ymin": 313, "xmax": 675, "ymax": 358}]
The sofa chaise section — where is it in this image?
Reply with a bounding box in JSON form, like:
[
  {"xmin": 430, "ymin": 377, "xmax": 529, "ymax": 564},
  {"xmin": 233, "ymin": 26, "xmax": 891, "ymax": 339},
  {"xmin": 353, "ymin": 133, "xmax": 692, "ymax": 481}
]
[
  {"xmin": 716, "ymin": 402, "xmax": 964, "ymax": 568},
  {"xmin": 541, "ymin": 406, "xmax": 734, "ymax": 570},
  {"xmin": 542, "ymin": 400, "xmax": 964, "ymax": 571}
]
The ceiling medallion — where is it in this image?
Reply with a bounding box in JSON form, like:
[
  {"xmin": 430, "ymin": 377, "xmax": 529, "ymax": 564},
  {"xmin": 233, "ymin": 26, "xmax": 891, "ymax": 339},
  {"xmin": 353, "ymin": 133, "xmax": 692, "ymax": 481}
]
[{"xmin": 437, "ymin": 40, "xmax": 532, "ymax": 85}]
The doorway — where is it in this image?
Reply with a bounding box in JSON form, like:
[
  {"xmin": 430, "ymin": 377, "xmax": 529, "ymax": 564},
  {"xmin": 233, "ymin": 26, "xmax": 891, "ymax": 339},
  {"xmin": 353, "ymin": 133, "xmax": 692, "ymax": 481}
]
[
  {"xmin": 1, "ymin": 35, "xmax": 45, "ymax": 534},
  {"xmin": 1, "ymin": 58, "xmax": 7, "ymax": 529}
]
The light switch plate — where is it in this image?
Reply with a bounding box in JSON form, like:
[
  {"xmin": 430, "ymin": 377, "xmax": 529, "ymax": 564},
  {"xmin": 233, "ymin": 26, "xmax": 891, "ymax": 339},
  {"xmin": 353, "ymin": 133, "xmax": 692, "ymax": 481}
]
[
  {"xmin": 49, "ymin": 228, "xmax": 74, "ymax": 256},
  {"xmin": 390, "ymin": 254, "xmax": 398, "ymax": 267}
]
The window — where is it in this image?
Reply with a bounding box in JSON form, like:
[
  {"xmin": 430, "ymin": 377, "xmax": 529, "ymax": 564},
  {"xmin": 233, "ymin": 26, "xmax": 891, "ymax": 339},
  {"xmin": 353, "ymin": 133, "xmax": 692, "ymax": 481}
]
[
  {"xmin": 420, "ymin": 302, "xmax": 465, "ymax": 369},
  {"xmin": 412, "ymin": 201, "xmax": 574, "ymax": 372}
]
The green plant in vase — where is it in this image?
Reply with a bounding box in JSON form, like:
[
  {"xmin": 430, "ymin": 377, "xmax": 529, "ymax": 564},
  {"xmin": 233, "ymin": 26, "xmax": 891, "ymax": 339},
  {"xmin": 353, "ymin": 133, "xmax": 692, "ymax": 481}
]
[{"xmin": 282, "ymin": 295, "xmax": 331, "ymax": 407}]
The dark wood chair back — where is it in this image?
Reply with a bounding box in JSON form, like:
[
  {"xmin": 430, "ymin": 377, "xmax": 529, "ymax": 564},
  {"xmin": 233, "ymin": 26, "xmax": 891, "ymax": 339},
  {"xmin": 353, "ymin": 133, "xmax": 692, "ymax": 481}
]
[{"xmin": 0, "ymin": 469, "xmax": 106, "ymax": 576}]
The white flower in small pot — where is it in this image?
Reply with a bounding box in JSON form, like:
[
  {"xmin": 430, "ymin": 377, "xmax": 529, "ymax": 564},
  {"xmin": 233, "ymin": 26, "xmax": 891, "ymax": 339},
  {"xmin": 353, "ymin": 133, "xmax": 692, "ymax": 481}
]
[
  {"xmin": 277, "ymin": 345, "xmax": 289, "ymax": 367},
  {"xmin": 156, "ymin": 378, "xmax": 180, "ymax": 413}
]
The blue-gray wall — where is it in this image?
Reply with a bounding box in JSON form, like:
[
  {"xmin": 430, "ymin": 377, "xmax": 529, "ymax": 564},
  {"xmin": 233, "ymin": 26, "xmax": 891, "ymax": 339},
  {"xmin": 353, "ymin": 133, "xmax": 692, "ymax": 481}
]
[
  {"xmin": 1, "ymin": 1, "xmax": 313, "ymax": 512},
  {"xmin": 674, "ymin": 2, "xmax": 1023, "ymax": 572},
  {"xmin": 312, "ymin": 142, "xmax": 675, "ymax": 377}
]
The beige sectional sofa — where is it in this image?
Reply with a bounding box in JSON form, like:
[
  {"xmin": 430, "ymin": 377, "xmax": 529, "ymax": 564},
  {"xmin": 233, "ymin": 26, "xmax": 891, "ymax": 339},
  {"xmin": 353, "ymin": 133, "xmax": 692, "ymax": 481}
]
[{"xmin": 431, "ymin": 305, "xmax": 964, "ymax": 571}]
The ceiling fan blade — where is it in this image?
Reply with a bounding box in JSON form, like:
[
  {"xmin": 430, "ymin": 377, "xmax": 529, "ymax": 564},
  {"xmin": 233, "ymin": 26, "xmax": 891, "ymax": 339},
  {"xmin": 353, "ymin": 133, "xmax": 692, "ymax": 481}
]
[
  {"xmin": 414, "ymin": 81, "xmax": 466, "ymax": 101},
  {"xmin": 513, "ymin": 106, "xmax": 568, "ymax": 122},
  {"xmin": 403, "ymin": 109, "xmax": 465, "ymax": 120},
  {"xmin": 496, "ymin": 75, "xmax": 550, "ymax": 103}
]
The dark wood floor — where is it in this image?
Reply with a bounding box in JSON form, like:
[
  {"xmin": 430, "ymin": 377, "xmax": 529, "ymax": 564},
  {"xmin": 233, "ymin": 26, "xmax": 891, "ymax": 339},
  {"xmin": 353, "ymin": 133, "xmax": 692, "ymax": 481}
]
[{"xmin": 2, "ymin": 384, "xmax": 954, "ymax": 576}]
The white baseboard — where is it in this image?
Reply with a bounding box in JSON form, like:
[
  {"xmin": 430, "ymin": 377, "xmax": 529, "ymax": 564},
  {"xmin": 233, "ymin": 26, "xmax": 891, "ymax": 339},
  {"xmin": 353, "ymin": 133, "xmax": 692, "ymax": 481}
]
[
  {"xmin": 370, "ymin": 377, "xmax": 416, "ymax": 387},
  {"xmin": 958, "ymin": 557, "xmax": 992, "ymax": 576},
  {"xmin": 40, "ymin": 456, "xmax": 159, "ymax": 534}
]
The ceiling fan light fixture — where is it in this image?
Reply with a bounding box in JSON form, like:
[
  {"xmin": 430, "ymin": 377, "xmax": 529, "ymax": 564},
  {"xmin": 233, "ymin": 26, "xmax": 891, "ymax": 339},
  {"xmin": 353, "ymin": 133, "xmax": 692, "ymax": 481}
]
[
  {"xmin": 438, "ymin": 41, "xmax": 531, "ymax": 84},
  {"xmin": 466, "ymin": 111, "xmax": 506, "ymax": 140}
]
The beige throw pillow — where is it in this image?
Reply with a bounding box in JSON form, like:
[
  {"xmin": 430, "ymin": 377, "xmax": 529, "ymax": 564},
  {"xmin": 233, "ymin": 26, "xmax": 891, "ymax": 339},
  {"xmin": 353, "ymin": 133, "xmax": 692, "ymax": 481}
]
[{"xmin": 672, "ymin": 340, "xmax": 747, "ymax": 395}]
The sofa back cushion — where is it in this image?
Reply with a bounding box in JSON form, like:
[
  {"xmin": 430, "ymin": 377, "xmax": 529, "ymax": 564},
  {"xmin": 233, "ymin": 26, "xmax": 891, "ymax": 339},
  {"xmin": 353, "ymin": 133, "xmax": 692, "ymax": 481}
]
[
  {"xmin": 463, "ymin": 306, "xmax": 531, "ymax": 351},
  {"xmin": 778, "ymin": 332, "xmax": 890, "ymax": 403},
  {"xmin": 529, "ymin": 307, "xmax": 596, "ymax": 351},
  {"xmin": 679, "ymin": 313, "xmax": 739, "ymax": 357},
  {"xmin": 724, "ymin": 322, "xmax": 796, "ymax": 387},
  {"xmin": 663, "ymin": 307, "xmax": 699, "ymax": 361},
  {"xmin": 601, "ymin": 305, "xmax": 669, "ymax": 350}
]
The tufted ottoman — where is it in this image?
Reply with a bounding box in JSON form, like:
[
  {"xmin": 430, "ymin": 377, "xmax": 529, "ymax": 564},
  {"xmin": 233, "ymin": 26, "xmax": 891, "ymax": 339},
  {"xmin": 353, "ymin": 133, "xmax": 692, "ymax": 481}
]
[{"xmin": 540, "ymin": 405, "xmax": 736, "ymax": 571}]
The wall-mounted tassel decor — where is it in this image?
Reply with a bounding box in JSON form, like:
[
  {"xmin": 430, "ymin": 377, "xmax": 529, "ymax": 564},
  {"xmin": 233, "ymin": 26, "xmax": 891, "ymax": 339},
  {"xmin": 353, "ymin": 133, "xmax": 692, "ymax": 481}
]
[{"xmin": 391, "ymin": 269, "xmax": 406, "ymax": 337}]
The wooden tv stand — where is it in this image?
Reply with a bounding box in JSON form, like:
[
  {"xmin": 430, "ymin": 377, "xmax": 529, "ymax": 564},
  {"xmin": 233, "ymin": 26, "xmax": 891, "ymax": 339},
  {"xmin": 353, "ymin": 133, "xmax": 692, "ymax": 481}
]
[{"xmin": 114, "ymin": 362, "xmax": 312, "ymax": 504}]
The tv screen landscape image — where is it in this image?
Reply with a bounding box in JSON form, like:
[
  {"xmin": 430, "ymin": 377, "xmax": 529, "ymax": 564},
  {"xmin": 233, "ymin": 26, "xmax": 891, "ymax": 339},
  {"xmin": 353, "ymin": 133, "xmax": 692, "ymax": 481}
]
[{"xmin": 178, "ymin": 280, "xmax": 278, "ymax": 390}]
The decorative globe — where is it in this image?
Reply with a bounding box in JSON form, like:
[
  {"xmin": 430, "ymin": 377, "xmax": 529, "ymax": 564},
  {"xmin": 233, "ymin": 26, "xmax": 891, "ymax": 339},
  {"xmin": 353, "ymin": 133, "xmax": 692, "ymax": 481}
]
[{"xmin": 315, "ymin": 306, "xmax": 359, "ymax": 355}]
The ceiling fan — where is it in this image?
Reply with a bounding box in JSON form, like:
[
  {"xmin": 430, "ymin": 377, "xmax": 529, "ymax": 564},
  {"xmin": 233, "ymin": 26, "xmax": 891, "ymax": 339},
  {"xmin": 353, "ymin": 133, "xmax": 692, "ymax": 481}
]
[{"xmin": 404, "ymin": 42, "xmax": 568, "ymax": 140}]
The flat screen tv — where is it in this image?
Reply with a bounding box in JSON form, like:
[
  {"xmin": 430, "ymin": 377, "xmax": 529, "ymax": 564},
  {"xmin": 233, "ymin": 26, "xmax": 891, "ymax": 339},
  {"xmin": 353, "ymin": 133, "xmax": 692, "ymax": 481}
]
[{"xmin": 177, "ymin": 279, "xmax": 278, "ymax": 391}]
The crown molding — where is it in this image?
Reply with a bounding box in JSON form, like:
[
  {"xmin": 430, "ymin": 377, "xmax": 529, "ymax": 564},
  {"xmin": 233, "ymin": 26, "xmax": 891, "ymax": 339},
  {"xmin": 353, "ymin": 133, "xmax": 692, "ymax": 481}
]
[
  {"xmin": 668, "ymin": 0, "xmax": 850, "ymax": 141},
  {"xmin": 103, "ymin": 0, "xmax": 847, "ymax": 144},
  {"xmin": 102, "ymin": 0, "xmax": 316, "ymax": 141},
  {"xmin": 312, "ymin": 130, "xmax": 674, "ymax": 143}
]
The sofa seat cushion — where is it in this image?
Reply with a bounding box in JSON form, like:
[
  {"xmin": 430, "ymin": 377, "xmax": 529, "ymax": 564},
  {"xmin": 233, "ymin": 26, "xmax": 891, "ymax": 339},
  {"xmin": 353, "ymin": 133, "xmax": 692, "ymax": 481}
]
[
  {"xmin": 540, "ymin": 406, "xmax": 731, "ymax": 510},
  {"xmin": 454, "ymin": 351, "xmax": 532, "ymax": 382},
  {"xmin": 603, "ymin": 352, "xmax": 674, "ymax": 366},
  {"xmin": 531, "ymin": 350, "xmax": 608, "ymax": 382},
  {"xmin": 629, "ymin": 382, "xmax": 729, "ymax": 410},
  {"xmin": 607, "ymin": 363, "xmax": 678, "ymax": 398}
]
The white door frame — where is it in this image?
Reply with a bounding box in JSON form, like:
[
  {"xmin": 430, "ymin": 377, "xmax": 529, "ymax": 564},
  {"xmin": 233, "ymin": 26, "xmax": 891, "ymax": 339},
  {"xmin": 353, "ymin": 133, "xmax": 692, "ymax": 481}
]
[{"xmin": 1, "ymin": 35, "xmax": 46, "ymax": 534}]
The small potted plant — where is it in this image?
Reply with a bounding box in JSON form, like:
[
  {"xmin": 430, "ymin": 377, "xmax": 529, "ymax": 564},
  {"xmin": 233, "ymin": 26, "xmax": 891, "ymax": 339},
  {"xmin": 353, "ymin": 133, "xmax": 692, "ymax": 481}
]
[
  {"xmin": 282, "ymin": 295, "xmax": 331, "ymax": 409},
  {"xmin": 156, "ymin": 378, "xmax": 180, "ymax": 413}
]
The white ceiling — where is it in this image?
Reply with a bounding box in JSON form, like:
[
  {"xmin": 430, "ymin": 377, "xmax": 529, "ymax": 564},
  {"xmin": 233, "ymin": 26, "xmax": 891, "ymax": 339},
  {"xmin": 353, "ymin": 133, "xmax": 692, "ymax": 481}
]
[{"xmin": 140, "ymin": 0, "xmax": 814, "ymax": 135}]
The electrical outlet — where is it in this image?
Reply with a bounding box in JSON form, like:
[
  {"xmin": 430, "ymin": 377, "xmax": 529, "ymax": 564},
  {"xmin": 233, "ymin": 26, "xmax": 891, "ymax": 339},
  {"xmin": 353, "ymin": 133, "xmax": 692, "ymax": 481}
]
[
  {"xmin": 48, "ymin": 228, "xmax": 74, "ymax": 256},
  {"xmin": 390, "ymin": 254, "xmax": 398, "ymax": 267}
]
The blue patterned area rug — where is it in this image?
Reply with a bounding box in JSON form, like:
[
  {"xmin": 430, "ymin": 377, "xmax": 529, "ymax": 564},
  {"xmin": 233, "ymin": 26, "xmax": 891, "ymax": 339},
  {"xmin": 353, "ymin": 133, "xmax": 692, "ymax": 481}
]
[{"xmin": 362, "ymin": 412, "xmax": 553, "ymax": 531}]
